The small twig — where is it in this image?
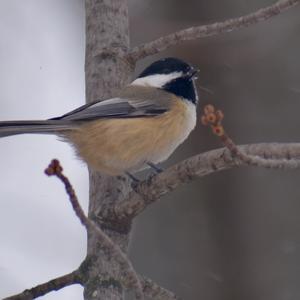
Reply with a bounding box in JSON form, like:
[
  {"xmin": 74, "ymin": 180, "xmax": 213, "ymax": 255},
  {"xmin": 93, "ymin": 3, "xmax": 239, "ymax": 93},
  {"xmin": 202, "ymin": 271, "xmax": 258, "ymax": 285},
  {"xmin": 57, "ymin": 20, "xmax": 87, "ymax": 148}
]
[
  {"xmin": 3, "ymin": 270, "xmax": 80, "ymax": 300},
  {"xmin": 127, "ymin": 0, "xmax": 300, "ymax": 62},
  {"xmin": 201, "ymin": 104, "xmax": 300, "ymax": 169},
  {"xmin": 45, "ymin": 159, "xmax": 144, "ymax": 300},
  {"xmin": 141, "ymin": 276, "xmax": 181, "ymax": 300}
]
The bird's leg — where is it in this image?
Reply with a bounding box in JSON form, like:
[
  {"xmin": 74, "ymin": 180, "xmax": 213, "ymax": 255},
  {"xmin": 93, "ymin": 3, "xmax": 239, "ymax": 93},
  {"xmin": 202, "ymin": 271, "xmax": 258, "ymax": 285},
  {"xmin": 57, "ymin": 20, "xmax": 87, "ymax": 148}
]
[
  {"xmin": 125, "ymin": 171, "xmax": 140, "ymax": 183},
  {"xmin": 125, "ymin": 171, "xmax": 141, "ymax": 191},
  {"xmin": 147, "ymin": 162, "xmax": 163, "ymax": 174}
]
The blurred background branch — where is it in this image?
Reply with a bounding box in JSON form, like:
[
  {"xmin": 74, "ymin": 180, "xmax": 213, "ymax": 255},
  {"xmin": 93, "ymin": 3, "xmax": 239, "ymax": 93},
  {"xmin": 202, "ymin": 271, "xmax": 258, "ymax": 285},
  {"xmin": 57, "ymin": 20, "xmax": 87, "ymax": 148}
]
[{"xmin": 128, "ymin": 0, "xmax": 300, "ymax": 61}]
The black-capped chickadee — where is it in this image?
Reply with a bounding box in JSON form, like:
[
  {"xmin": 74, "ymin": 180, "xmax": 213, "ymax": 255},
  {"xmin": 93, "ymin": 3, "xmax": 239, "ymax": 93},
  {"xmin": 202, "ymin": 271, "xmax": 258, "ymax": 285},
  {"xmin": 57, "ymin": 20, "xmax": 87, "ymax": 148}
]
[{"xmin": 0, "ymin": 57, "xmax": 199, "ymax": 177}]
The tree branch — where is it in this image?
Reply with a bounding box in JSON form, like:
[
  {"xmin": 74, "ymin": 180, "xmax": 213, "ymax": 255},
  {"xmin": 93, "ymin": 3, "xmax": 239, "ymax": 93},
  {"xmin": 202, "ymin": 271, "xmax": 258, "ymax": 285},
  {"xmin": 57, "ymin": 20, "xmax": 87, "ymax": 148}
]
[
  {"xmin": 201, "ymin": 104, "xmax": 300, "ymax": 169},
  {"xmin": 141, "ymin": 276, "xmax": 181, "ymax": 300},
  {"xmin": 111, "ymin": 143, "xmax": 300, "ymax": 220},
  {"xmin": 45, "ymin": 160, "xmax": 144, "ymax": 300},
  {"xmin": 127, "ymin": 0, "xmax": 300, "ymax": 62},
  {"xmin": 3, "ymin": 270, "xmax": 81, "ymax": 300}
]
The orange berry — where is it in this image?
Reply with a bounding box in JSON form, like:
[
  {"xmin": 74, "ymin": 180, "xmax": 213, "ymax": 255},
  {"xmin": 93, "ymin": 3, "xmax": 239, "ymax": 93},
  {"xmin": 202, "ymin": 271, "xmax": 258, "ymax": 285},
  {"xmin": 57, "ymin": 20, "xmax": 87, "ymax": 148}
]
[
  {"xmin": 201, "ymin": 115, "xmax": 208, "ymax": 126},
  {"xmin": 215, "ymin": 110, "xmax": 224, "ymax": 122},
  {"xmin": 204, "ymin": 104, "xmax": 215, "ymax": 115},
  {"xmin": 212, "ymin": 125, "xmax": 224, "ymax": 136},
  {"xmin": 206, "ymin": 113, "xmax": 217, "ymax": 124}
]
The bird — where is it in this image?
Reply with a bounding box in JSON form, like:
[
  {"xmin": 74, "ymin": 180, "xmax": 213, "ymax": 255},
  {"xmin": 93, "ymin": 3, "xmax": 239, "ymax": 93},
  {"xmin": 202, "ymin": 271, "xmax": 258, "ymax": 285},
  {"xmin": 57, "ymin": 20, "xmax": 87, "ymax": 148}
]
[{"xmin": 0, "ymin": 57, "xmax": 199, "ymax": 179}]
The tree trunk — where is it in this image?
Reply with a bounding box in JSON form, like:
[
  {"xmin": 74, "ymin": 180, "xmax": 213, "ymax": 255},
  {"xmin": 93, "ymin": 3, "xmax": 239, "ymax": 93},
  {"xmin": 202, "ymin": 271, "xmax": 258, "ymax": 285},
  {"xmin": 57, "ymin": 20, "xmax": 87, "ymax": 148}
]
[{"xmin": 84, "ymin": 1, "xmax": 132, "ymax": 299}]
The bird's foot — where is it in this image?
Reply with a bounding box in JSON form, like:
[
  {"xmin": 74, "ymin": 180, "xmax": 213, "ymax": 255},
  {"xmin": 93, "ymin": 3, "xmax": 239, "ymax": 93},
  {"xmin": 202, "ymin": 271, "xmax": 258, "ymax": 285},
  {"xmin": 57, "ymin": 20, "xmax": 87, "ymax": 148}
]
[
  {"xmin": 147, "ymin": 162, "xmax": 164, "ymax": 174},
  {"xmin": 125, "ymin": 171, "xmax": 141, "ymax": 190}
]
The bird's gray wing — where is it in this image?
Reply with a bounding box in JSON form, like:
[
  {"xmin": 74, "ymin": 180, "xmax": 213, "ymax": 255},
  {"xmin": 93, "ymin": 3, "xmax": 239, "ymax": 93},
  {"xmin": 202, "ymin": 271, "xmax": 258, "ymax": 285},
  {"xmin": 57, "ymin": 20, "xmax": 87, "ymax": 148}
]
[{"xmin": 52, "ymin": 97, "xmax": 168, "ymax": 122}]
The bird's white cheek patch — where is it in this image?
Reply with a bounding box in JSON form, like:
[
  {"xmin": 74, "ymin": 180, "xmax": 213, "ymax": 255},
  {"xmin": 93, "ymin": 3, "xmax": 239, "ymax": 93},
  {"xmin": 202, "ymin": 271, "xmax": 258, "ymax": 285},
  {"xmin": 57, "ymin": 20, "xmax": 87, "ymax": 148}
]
[{"xmin": 131, "ymin": 72, "xmax": 183, "ymax": 88}]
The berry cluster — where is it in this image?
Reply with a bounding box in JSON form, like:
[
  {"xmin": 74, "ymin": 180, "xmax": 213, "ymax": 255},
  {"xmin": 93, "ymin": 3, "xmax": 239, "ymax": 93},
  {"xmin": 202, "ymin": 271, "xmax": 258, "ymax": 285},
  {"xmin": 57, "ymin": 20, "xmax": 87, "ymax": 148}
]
[{"xmin": 201, "ymin": 104, "xmax": 224, "ymax": 136}]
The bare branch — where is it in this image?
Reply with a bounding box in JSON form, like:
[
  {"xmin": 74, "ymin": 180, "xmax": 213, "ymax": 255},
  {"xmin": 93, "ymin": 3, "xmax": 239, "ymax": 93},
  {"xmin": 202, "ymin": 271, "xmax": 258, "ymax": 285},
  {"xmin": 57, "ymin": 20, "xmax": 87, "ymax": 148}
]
[
  {"xmin": 127, "ymin": 0, "xmax": 300, "ymax": 62},
  {"xmin": 45, "ymin": 160, "xmax": 144, "ymax": 300},
  {"xmin": 112, "ymin": 143, "xmax": 300, "ymax": 219},
  {"xmin": 3, "ymin": 270, "xmax": 81, "ymax": 300},
  {"xmin": 141, "ymin": 276, "xmax": 181, "ymax": 300}
]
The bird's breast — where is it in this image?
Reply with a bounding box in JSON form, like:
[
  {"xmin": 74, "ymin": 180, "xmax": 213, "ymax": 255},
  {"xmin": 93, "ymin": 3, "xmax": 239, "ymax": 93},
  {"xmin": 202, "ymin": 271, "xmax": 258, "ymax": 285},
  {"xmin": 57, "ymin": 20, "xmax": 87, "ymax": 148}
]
[
  {"xmin": 66, "ymin": 98, "xmax": 196, "ymax": 175},
  {"xmin": 147, "ymin": 98, "xmax": 196, "ymax": 163}
]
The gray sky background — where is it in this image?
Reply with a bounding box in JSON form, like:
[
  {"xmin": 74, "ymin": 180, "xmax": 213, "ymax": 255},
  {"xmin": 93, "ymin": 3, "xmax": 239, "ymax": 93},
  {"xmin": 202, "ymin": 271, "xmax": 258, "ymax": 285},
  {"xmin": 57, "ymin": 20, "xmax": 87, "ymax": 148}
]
[
  {"xmin": 1, "ymin": 1, "xmax": 300, "ymax": 300},
  {"xmin": 0, "ymin": 1, "xmax": 86, "ymax": 299}
]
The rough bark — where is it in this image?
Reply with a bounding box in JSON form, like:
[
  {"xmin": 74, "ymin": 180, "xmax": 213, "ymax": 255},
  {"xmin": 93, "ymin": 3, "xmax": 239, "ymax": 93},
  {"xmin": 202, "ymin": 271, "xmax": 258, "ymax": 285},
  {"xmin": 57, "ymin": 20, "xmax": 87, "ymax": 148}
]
[{"xmin": 84, "ymin": 1, "xmax": 133, "ymax": 299}]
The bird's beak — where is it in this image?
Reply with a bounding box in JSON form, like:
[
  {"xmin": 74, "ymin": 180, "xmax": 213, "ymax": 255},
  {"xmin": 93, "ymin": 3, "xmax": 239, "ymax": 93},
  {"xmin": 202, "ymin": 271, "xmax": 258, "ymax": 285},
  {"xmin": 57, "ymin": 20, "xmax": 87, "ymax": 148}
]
[{"xmin": 187, "ymin": 69, "xmax": 199, "ymax": 80}]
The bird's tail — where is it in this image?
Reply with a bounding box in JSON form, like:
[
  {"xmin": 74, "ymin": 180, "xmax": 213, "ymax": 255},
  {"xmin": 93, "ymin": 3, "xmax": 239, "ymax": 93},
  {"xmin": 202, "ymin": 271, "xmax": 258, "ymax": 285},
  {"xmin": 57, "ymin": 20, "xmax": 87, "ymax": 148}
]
[{"xmin": 0, "ymin": 120, "xmax": 75, "ymax": 138}]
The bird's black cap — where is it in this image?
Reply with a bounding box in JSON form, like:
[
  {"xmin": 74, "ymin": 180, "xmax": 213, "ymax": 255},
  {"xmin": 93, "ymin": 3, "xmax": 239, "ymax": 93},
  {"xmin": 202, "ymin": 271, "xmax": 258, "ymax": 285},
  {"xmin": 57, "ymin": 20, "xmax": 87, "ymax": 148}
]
[{"xmin": 138, "ymin": 57, "xmax": 193, "ymax": 78}]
